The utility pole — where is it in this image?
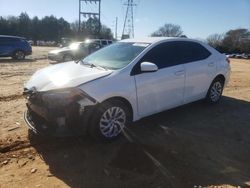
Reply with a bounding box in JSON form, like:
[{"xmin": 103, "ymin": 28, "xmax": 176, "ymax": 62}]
[
  {"xmin": 79, "ymin": 0, "xmax": 101, "ymax": 35},
  {"xmin": 115, "ymin": 17, "xmax": 118, "ymax": 40},
  {"xmin": 122, "ymin": 0, "xmax": 136, "ymax": 39}
]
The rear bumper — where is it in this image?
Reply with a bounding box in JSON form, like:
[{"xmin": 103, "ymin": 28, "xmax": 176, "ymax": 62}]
[{"xmin": 25, "ymin": 50, "xmax": 32, "ymax": 56}]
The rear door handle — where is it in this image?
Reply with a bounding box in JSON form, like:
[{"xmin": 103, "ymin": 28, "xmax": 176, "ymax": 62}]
[
  {"xmin": 175, "ymin": 70, "xmax": 185, "ymax": 76},
  {"xmin": 208, "ymin": 62, "xmax": 215, "ymax": 67}
]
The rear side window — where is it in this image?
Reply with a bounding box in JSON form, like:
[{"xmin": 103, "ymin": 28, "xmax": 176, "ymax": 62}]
[
  {"xmin": 178, "ymin": 41, "xmax": 211, "ymax": 63},
  {"xmin": 0, "ymin": 37, "xmax": 11, "ymax": 43},
  {"xmin": 10, "ymin": 38, "xmax": 20, "ymax": 42},
  {"xmin": 0, "ymin": 37, "xmax": 21, "ymax": 43}
]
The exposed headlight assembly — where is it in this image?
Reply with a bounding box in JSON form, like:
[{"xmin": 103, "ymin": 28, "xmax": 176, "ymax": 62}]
[{"xmin": 41, "ymin": 88, "xmax": 94, "ymax": 107}]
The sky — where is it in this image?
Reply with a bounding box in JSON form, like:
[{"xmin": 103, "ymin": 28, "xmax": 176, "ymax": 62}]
[{"xmin": 0, "ymin": 0, "xmax": 250, "ymax": 39}]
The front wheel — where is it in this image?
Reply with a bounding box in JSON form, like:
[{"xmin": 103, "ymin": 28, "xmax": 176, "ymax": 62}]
[
  {"xmin": 88, "ymin": 100, "xmax": 131, "ymax": 141},
  {"xmin": 13, "ymin": 50, "xmax": 25, "ymax": 60},
  {"xmin": 206, "ymin": 78, "xmax": 224, "ymax": 104}
]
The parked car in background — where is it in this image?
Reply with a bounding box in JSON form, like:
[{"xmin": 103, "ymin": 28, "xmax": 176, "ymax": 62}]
[
  {"xmin": 48, "ymin": 39, "xmax": 112, "ymax": 62},
  {"xmin": 227, "ymin": 53, "xmax": 250, "ymax": 59},
  {"xmin": 0, "ymin": 35, "xmax": 32, "ymax": 60},
  {"xmin": 86, "ymin": 39, "xmax": 113, "ymax": 46},
  {"xmin": 59, "ymin": 37, "xmax": 72, "ymax": 48},
  {"xmin": 227, "ymin": 54, "xmax": 235, "ymax": 58},
  {"xmin": 28, "ymin": 40, "xmax": 34, "ymax": 46},
  {"xmin": 24, "ymin": 37, "xmax": 230, "ymax": 140},
  {"xmin": 242, "ymin": 53, "xmax": 249, "ymax": 59},
  {"xmin": 235, "ymin": 54, "xmax": 243, "ymax": 58}
]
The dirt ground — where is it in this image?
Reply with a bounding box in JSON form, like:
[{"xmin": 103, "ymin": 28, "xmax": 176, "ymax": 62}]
[{"xmin": 0, "ymin": 47, "xmax": 250, "ymax": 188}]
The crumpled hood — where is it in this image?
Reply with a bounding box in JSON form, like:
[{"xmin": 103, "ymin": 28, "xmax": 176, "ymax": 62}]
[{"xmin": 25, "ymin": 62, "xmax": 112, "ymax": 91}]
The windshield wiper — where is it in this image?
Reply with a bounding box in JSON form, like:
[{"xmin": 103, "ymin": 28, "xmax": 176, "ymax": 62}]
[
  {"xmin": 81, "ymin": 61, "xmax": 108, "ymax": 71},
  {"xmin": 74, "ymin": 59, "xmax": 82, "ymax": 64}
]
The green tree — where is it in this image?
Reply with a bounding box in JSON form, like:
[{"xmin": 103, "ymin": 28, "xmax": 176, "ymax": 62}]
[
  {"xmin": 0, "ymin": 13, "xmax": 113, "ymax": 43},
  {"xmin": 85, "ymin": 17, "xmax": 100, "ymax": 36},
  {"xmin": 99, "ymin": 25, "xmax": 113, "ymax": 39},
  {"xmin": 18, "ymin": 12, "xmax": 31, "ymax": 38}
]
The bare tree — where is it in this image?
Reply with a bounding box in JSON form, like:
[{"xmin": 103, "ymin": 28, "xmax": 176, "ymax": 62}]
[
  {"xmin": 207, "ymin": 33, "xmax": 224, "ymax": 48},
  {"xmin": 206, "ymin": 29, "xmax": 250, "ymax": 53},
  {"xmin": 223, "ymin": 29, "xmax": 250, "ymax": 53},
  {"xmin": 151, "ymin": 23, "xmax": 183, "ymax": 37}
]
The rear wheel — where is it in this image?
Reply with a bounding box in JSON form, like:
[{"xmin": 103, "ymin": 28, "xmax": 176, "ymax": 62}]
[
  {"xmin": 88, "ymin": 100, "xmax": 131, "ymax": 141},
  {"xmin": 13, "ymin": 50, "xmax": 25, "ymax": 60},
  {"xmin": 206, "ymin": 78, "xmax": 224, "ymax": 104}
]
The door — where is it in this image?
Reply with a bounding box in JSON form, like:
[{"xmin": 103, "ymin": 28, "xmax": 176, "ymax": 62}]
[
  {"xmin": 180, "ymin": 42, "xmax": 216, "ymax": 103},
  {"xmin": 133, "ymin": 42, "xmax": 185, "ymax": 117},
  {"xmin": 0, "ymin": 37, "xmax": 12, "ymax": 56}
]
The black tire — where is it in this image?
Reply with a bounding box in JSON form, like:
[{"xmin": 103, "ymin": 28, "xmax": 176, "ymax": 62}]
[
  {"xmin": 206, "ymin": 78, "xmax": 224, "ymax": 104},
  {"xmin": 63, "ymin": 54, "xmax": 74, "ymax": 62},
  {"xmin": 88, "ymin": 100, "xmax": 132, "ymax": 141},
  {"xmin": 12, "ymin": 50, "xmax": 25, "ymax": 60}
]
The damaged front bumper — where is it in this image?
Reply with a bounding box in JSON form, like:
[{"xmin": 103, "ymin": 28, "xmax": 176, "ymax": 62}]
[{"xmin": 23, "ymin": 87, "xmax": 97, "ymax": 137}]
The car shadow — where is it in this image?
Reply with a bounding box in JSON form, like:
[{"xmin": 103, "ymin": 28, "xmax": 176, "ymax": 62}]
[
  {"xmin": 0, "ymin": 58, "xmax": 36, "ymax": 63},
  {"xmin": 28, "ymin": 96, "xmax": 250, "ymax": 188}
]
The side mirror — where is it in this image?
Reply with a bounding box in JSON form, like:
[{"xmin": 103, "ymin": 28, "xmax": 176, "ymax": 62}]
[{"xmin": 140, "ymin": 62, "xmax": 158, "ymax": 72}]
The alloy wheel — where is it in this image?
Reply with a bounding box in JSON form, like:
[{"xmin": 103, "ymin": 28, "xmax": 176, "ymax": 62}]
[
  {"xmin": 210, "ymin": 81, "xmax": 223, "ymax": 102},
  {"xmin": 99, "ymin": 106, "xmax": 126, "ymax": 138},
  {"xmin": 15, "ymin": 51, "xmax": 25, "ymax": 60}
]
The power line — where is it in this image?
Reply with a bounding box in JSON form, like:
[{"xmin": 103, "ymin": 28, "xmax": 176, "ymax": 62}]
[
  {"xmin": 122, "ymin": 0, "xmax": 137, "ymax": 39},
  {"xmin": 79, "ymin": 0, "xmax": 101, "ymax": 34}
]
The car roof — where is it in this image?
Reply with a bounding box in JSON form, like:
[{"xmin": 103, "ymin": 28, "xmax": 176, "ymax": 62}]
[
  {"xmin": 120, "ymin": 37, "xmax": 198, "ymax": 44},
  {"xmin": 71, "ymin": 42, "xmax": 84, "ymax": 44},
  {"xmin": 0, "ymin": 35, "xmax": 25, "ymax": 39}
]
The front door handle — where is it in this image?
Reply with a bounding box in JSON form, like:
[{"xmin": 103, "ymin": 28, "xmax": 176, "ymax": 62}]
[{"xmin": 175, "ymin": 70, "xmax": 185, "ymax": 76}]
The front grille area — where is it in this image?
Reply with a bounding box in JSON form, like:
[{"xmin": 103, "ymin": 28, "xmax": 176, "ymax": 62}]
[{"xmin": 29, "ymin": 93, "xmax": 44, "ymax": 105}]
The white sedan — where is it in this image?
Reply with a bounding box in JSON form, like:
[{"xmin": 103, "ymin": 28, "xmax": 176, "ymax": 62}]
[{"xmin": 23, "ymin": 37, "xmax": 231, "ymax": 140}]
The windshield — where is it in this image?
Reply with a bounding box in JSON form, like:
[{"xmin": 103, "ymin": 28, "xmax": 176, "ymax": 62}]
[
  {"xmin": 69, "ymin": 42, "xmax": 81, "ymax": 50},
  {"xmin": 81, "ymin": 42, "xmax": 149, "ymax": 70}
]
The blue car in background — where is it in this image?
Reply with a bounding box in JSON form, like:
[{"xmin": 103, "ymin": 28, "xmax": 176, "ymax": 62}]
[{"xmin": 0, "ymin": 35, "xmax": 32, "ymax": 60}]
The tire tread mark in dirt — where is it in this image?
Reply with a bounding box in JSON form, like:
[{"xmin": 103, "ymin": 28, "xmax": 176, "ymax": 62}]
[
  {"xmin": 0, "ymin": 140, "xmax": 30, "ymax": 153},
  {"xmin": 123, "ymin": 127, "xmax": 182, "ymax": 188},
  {"xmin": 0, "ymin": 94, "xmax": 23, "ymax": 102}
]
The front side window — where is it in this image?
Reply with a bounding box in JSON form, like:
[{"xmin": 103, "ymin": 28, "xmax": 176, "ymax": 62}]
[
  {"xmin": 139, "ymin": 42, "xmax": 181, "ymax": 69},
  {"xmin": 81, "ymin": 42, "xmax": 149, "ymax": 70}
]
